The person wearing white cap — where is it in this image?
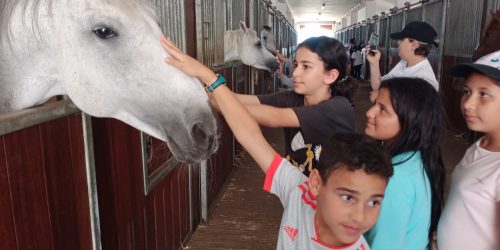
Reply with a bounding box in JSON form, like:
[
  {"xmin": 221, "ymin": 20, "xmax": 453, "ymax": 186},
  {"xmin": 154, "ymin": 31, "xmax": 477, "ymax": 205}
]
[
  {"xmin": 366, "ymin": 21, "xmax": 440, "ymax": 102},
  {"xmin": 437, "ymin": 48, "xmax": 500, "ymax": 250}
]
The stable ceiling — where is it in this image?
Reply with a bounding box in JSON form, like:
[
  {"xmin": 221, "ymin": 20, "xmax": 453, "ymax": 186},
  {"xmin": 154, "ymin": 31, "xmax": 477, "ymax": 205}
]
[
  {"xmin": 286, "ymin": 0, "xmax": 364, "ymax": 23},
  {"xmin": 283, "ymin": 0, "xmax": 398, "ymax": 23}
]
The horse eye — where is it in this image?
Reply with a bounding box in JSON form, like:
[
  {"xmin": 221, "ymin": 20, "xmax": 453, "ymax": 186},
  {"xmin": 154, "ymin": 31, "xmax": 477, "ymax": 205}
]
[
  {"xmin": 92, "ymin": 26, "xmax": 118, "ymax": 39},
  {"xmin": 263, "ymin": 36, "xmax": 267, "ymax": 40},
  {"xmin": 256, "ymin": 41, "xmax": 262, "ymax": 47}
]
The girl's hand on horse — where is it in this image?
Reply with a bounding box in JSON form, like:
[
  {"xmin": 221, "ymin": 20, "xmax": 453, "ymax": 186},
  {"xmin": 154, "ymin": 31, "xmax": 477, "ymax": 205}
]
[{"xmin": 160, "ymin": 36, "xmax": 217, "ymax": 86}]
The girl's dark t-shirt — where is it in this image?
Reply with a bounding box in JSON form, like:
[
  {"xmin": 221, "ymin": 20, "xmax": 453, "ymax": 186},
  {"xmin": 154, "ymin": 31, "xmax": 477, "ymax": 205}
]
[{"xmin": 258, "ymin": 90, "xmax": 354, "ymax": 176}]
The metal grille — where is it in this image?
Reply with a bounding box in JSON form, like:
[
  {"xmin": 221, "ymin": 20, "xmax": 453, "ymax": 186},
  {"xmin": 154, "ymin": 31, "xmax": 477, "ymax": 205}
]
[
  {"xmin": 489, "ymin": 0, "xmax": 500, "ymax": 10},
  {"xmin": 228, "ymin": 0, "xmax": 246, "ymax": 30},
  {"xmin": 379, "ymin": 18, "xmax": 389, "ymax": 48},
  {"xmin": 444, "ymin": 0, "xmax": 483, "ymax": 56},
  {"xmin": 360, "ymin": 25, "xmax": 368, "ymax": 44},
  {"xmin": 254, "ymin": 0, "xmax": 270, "ymax": 30},
  {"xmin": 274, "ymin": 14, "xmax": 280, "ymax": 48},
  {"xmin": 150, "ymin": 0, "xmax": 186, "ymax": 51},
  {"xmin": 405, "ymin": 7, "xmax": 422, "ymax": 24},
  {"xmin": 354, "ymin": 26, "xmax": 362, "ymax": 44},
  {"xmin": 199, "ymin": 0, "xmax": 226, "ymax": 67},
  {"xmin": 423, "ymin": 1, "xmax": 444, "ymax": 36},
  {"xmin": 389, "ymin": 13, "xmax": 404, "ymax": 48},
  {"xmin": 368, "ymin": 21, "xmax": 377, "ymax": 42}
]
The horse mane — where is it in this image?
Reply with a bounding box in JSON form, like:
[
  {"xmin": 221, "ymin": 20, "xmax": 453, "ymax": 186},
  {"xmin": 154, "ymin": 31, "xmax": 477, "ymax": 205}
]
[
  {"xmin": 473, "ymin": 11, "xmax": 500, "ymax": 60},
  {"xmin": 0, "ymin": 0, "xmax": 155, "ymax": 42}
]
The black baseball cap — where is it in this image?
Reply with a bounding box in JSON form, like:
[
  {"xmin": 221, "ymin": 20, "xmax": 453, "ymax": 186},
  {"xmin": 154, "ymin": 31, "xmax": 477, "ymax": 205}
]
[
  {"xmin": 451, "ymin": 50, "xmax": 500, "ymax": 81},
  {"xmin": 390, "ymin": 21, "xmax": 439, "ymax": 46}
]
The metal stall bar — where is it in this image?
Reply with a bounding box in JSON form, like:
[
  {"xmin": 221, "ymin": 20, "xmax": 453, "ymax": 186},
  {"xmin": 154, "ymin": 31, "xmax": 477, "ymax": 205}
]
[
  {"xmin": 0, "ymin": 100, "xmax": 79, "ymax": 136},
  {"xmin": 443, "ymin": 0, "xmax": 483, "ymax": 57},
  {"xmin": 82, "ymin": 113, "xmax": 102, "ymax": 250},
  {"xmin": 422, "ymin": 0, "xmax": 446, "ymax": 82},
  {"xmin": 196, "ymin": 0, "xmax": 228, "ymax": 222}
]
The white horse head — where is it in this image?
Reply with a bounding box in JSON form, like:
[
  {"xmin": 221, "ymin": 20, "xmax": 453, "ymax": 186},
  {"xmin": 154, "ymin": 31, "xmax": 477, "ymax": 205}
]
[
  {"xmin": 224, "ymin": 21, "xmax": 279, "ymax": 71},
  {"xmin": 0, "ymin": 0, "xmax": 218, "ymax": 163},
  {"xmin": 261, "ymin": 25, "xmax": 277, "ymax": 56}
]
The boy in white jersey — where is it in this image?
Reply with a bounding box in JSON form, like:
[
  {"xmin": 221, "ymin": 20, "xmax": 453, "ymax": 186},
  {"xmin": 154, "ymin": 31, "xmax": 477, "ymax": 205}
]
[{"xmin": 161, "ymin": 36, "xmax": 394, "ymax": 250}]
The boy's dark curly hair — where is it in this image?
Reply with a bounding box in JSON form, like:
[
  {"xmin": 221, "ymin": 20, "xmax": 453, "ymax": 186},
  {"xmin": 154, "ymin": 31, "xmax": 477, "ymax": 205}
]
[{"xmin": 317, "ymin": 133, "xmax": 393, "ymax": 184}]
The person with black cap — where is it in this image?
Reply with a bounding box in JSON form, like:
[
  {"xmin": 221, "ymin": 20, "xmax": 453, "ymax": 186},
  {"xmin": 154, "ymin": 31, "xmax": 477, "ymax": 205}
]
[
  {"xmin": 437, "ymin": 14, "xmax": 500, "ymax": 249},
  {"xmin": 366, "ymin": 21, "xmax": 439, "ymax": 102}
]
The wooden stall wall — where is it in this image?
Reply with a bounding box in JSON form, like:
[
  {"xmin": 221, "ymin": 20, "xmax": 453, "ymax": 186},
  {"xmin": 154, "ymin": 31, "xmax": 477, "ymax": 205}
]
[
  {"xmin": 0, "ymin": 111, "xmax": 92, "ymax": 250},
  {"xmin": 91, "ymin": 118, "xmax": 193, "ymax": 250}
]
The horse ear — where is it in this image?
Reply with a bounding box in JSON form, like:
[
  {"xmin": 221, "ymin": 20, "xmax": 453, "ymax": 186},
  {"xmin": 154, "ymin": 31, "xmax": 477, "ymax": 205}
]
[{"xmin": 239, "ymin": 21, "xmax": 248, "ymax": 32}]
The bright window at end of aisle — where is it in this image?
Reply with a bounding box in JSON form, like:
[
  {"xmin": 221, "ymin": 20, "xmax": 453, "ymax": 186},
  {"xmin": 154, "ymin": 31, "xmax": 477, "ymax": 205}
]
[{"xmin": 297, "ymin": 23, "xmax": 333, "ymax": 43}]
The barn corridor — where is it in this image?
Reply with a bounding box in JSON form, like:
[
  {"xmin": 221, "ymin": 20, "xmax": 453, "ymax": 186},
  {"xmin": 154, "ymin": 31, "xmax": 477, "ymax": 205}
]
[{"xmin": 186, "ymin": 81, "xmax": 470, "ymax": 249}]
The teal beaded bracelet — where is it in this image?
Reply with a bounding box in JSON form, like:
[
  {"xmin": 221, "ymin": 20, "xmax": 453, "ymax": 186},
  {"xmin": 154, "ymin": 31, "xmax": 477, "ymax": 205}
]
[{"xmin": 205, "ymin": 74, "xmax": 226, "ymax": 93}]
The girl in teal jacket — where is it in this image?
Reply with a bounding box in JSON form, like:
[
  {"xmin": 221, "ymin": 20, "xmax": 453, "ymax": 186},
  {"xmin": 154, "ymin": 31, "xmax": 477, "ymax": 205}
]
[{"xmin": 364, "ymin": 77, "xmax": 446, "ymax": 249}]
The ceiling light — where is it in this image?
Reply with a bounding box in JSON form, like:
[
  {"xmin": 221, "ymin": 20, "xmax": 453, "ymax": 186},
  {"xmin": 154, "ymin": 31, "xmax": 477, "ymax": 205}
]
[{"xmin": 321, "ymin": 3, "xmax": 326, "ymax": 10}]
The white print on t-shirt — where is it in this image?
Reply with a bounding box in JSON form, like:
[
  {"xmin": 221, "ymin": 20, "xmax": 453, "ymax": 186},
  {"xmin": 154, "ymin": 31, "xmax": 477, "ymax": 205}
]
[{"xmin": 291, "ymin": 131, "xmax": 306, "ymax": 152}]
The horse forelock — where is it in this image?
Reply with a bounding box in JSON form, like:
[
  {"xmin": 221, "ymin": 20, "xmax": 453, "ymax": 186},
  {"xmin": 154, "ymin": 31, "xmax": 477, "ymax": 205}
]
[{"xmin": 0, "ymin": 0, "xmax": 156, "ymax": 41}]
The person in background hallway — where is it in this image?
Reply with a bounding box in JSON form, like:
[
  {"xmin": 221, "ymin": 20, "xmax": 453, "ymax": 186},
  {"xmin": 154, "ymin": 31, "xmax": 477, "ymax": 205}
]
[
  {"xmin": 351, "ymin": 46, "xmax": 363, "ymax": 79},
  {"xmin": 366, "ymin": 21, "xmax": 439, "ymax": 102}
]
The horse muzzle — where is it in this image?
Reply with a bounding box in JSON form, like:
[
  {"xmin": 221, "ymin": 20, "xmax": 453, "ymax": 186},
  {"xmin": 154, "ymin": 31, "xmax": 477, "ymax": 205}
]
[
  {"xmin": 165, "ymin": 116, "xmax": 219, "ymax": 164},
  {"xmin": 268, "ymin": 61, "xmax": 280, "ymax": 72}
]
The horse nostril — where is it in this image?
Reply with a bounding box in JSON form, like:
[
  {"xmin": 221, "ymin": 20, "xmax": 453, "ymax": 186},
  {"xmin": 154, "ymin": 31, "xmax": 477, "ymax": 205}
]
[
  {"xmin": 192, "ymin": 123, "xmax": 208, "ymax": 142},
  {"xmin": 192, "ymin": 123, "xmax": 217, "ymax": 151}
]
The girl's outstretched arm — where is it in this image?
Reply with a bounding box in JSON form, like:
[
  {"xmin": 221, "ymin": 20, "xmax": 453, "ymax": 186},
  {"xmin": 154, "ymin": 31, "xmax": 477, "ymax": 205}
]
[{"xmin": 160, "ymin": 36, "xmax": 276, "ymax": 173}]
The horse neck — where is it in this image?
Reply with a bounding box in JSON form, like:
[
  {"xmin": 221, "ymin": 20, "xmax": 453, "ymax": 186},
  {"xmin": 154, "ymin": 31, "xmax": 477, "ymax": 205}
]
[
  {"xmin": 0, "ymin": 1, "xmax": 65, "ymax": 112},
  {"xmin": 224, "ymin": 30, "xmax": 242, "ymax": 62}
]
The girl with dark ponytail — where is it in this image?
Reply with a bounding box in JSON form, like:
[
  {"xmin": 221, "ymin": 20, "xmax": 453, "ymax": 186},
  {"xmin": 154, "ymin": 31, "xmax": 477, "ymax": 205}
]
[
  {"xmin": 223, "ymin": 36, "xmax": 358, "ymax": 176},
  {"xmin": 364, "ymin": 77, "xmax": 445, "ymax": 249}
]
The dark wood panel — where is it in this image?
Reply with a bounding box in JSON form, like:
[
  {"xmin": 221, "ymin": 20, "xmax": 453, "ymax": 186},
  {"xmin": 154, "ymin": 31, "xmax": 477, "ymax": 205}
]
[
  {"xmin": 0, "ymin": 114, "xmax": 92, "ymax": 250},
  {"xmin": 92, "ymin": 118, "xmax": 144, "ymax": 250},
  {"xmin": 39, "ymin": 114, "xmax": 90, "ymax": 250},
  {"xmin": 170, "ymin": 168, "xmax": 181, "ymax": 248},
  {"xmin": 185, "ymin": 0, "xmax": 197, "ymax": 58},
  {"xmin": 67, "ymin": 114, "xmax": 93, "ymax": 250},
  {"xmin": 0, "ymin": 137, "xmax": 16, "ymax": 250},
  {"xmin": 163, "ymin": 176, "xmax": 175, "ymax": 249},
  {"xmin": 3, "ymin": 127, "xmax": 54, "ymax": 249},
  {"xmin": 93, "ymin": 118, "xmax": 196, "ymax": 250},
  {"xmin": 440, "ymin": 55, "xmax": 471, "ymax": 133},
  {"xmin": 181, "ymin": 166, "xmax": 191, "ymax": 240}
]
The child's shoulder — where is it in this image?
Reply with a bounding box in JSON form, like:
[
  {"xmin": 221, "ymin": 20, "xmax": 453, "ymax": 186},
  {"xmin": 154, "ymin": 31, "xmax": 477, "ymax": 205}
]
[{"xmin": 392, "ymin": 151, "xmax": 424, "ymax": 175}]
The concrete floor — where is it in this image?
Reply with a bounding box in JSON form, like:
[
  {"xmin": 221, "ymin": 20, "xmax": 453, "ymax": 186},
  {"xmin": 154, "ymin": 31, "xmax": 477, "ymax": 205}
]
[{"xmin": 186, "ymin": 82, "xmax": 470, "ymax": 250}]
